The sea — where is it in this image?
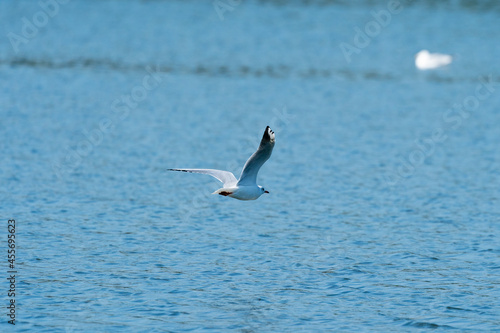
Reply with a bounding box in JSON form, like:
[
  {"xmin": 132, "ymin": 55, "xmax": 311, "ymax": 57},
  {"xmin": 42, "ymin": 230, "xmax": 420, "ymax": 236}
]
[{"xmin": 1, "ymin": 0, "xmax": 499, "ymax": 331}]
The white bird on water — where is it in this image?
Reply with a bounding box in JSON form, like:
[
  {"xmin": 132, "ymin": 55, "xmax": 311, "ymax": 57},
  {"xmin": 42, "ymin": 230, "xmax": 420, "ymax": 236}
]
[
  {"xmin": 415, "ymin": 49, "xmax": 453, "ymax": 70},
  {"xmin": 168, "ymin": 126, "xmax": 275, "ymax": 201}
]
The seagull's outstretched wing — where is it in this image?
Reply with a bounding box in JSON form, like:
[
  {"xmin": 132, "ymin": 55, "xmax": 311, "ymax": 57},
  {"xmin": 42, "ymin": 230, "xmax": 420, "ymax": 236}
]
[
  {"xmin": 168, "ymin": 168, "xmax": 237, "ymax": 187},
  {"xmin": 237, "ymin": 126, "xmax": 275, "ymax": 186}
]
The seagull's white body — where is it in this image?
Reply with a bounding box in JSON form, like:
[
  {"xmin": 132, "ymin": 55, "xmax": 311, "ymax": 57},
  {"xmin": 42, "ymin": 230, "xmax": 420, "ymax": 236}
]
[
  {"xmin": 169, "ymin": 126, "xmax": 275, "ymax": 201},
  {"xmin": 415, "ymin": 50, "xmax": 453, "ymax": 70},
  {"xmin": 213, "ymin": 185, "xmax": 266, "ymax": 201}
]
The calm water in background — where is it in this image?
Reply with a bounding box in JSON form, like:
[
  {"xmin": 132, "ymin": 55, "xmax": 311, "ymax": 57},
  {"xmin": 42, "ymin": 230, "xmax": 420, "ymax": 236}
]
[{"xmin": 1, "ymin": 0, "xmax": 500, "ymax": 331}]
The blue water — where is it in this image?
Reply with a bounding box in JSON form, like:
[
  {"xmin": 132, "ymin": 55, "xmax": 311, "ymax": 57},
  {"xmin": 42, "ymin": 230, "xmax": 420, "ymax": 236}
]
[{"xmin": 1, "ymin": 0, "xmax": 500, "ymax": 331}]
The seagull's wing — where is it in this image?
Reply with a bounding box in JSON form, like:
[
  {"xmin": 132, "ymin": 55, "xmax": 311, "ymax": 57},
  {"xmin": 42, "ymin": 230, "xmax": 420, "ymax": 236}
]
[
  {"xmin": 237, "ymin": 126, "xmax": 275, "ymax": 186},
  {"xmin": 168, "ymin": 168, "xmax": 237, "ymax": 187}
]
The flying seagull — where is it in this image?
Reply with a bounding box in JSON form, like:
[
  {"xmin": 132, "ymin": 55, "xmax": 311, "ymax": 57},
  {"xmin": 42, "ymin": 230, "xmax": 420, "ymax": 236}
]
[
  {"xmin": 415, "ymin": 49, "xmax": 452, "ymax": 70},
  {"xmin": 168, "ymin": 126, "xmax": 275, "ymax": 200}
]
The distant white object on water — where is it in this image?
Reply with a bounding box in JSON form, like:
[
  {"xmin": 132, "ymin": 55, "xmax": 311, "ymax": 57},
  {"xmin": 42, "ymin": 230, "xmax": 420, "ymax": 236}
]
[
  {"xmin": 168, "ymin": 126, "xmax": 275, "ymax": 201},
  {"xmin": 415, "ymin": 50, "xmax": 453, "ymax": 70}
]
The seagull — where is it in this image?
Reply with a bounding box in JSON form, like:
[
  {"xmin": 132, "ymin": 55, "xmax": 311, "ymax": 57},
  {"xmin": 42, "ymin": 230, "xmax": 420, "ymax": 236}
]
[
  {"xmin": 415, "ymin": 49, "xmax": 453, "ymax": 70},
  {"xmin": 168, "ymin": 126, "xmax": 275, "ymax": 200}
]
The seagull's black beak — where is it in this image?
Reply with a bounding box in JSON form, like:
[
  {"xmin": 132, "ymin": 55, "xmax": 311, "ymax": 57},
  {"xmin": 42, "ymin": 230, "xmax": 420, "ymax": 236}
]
[{"xmin": 264, "ymin": 190, "xmax": 269, "ymax": 194}]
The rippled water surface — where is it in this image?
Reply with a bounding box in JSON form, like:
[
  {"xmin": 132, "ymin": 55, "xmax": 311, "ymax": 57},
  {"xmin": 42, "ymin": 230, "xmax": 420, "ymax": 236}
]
[{"xmin": 1, "ymin": 0, "xmax": 500, "ymax": 331}]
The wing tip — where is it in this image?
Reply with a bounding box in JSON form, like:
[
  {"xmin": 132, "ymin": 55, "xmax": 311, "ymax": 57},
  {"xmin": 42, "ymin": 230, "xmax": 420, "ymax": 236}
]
[
  {"xmin": 263, "ymin": 126, "xmax": 275, "ymax": 143},
  {"xmin": 168, "ymin": 168, "xmax": 188, "ymax": 172}
]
